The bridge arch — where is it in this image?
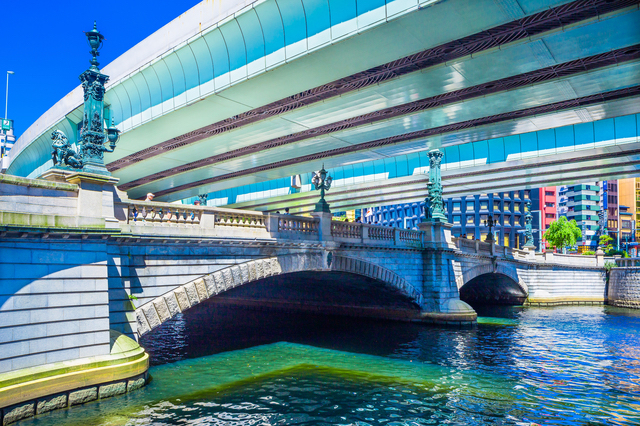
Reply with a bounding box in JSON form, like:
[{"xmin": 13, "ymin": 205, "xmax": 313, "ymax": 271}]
[
  {"xmin": 135, "ymin": 253, "xmax": 423, "ymax": 337},
  {"xmin": 458, "ymin": 262, "xmax": 528, "ymax": 306}
]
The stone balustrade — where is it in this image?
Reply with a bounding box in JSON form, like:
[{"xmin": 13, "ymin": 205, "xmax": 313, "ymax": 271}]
[
  {"xmin": 615, "ymin": 258, "xmax": 640, "ymax": 267},
  {"xmin": 331, "ymin": 221, "xmax": 362, "ymax": 239},
  {"xmin": 214, "ymin": 208, "xmax": 266, "ymax": 229},
  {"xmin": 454, "ymin": 237, "xmax": 612, "ymax": 267},
  {"xmin": 278, "ymin": 215, "xmax": 319, "ymax": 234},
  {"xmin": 126, "ymin": 201, "xmax": 202, "ymax": 226},
  {"xmin": 366, "ymin": 225, "xmax": 394, "ymax": 241}
]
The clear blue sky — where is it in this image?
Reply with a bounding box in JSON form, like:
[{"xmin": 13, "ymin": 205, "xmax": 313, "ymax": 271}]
[{"xmin": 1, "ymin": 0, "xmax": 201, "ymax": 140}]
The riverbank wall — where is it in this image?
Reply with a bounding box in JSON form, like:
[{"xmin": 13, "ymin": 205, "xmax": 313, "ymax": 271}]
[{"xmin": 609, "ymin": 259, "xmax": 640, "ymax": 309}]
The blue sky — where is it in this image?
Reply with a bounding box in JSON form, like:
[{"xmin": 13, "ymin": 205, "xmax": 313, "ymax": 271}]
[{"xmin": 1, "ymin": 0, "xmax": 201, "ymax": 140}]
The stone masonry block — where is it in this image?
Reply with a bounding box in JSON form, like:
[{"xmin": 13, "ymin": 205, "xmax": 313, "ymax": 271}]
[
  {"xmin": 164, "ymin": 292, "xmax": 181, "ymax": 316},
  {"xmin": 213, "ymin": 271, "xmax": 225, "ymax": 293},
  {"xmin": 136, "ymin": 310, "xmax": 151, "ymax": 337},
  {"xmin": 203, "ymin": 274, "xmax": 216, "ymax": 296},
  {"xmin": 184, "ymin": 282, "xmax": 200, "ymax": 306},
  {"xmin": 127, "ymin": 376, "xmax": 146, "ymax": 392},
  {"xmin": 271, "ymin": 258, "xmax": 282, "ymax": 275},
  {"xmin": 239, "ymin": 264, "xmax": 250, "ymax": 283},
  {"xmin": 142, "ymin": 304, "xmax": 162, "ymax": 330},
  {"xmin": 279, "ymin": 255, "xmax": 291, "ymax": 273},
  {"xmin": 194, "ymin": 278, "xmax": 208, "ymax": 301},
  {"xmin": 99, "ymin": 382, "xmax": 127, "ymax": 399},
  {"xmin": 2, "ymin": 402, "xmax": 35, "ymax": 425},
  {"xmin": 263, "ymin": 259, "xmax": 272, "ymax": 276},
  {"xmin": 255, "ymin": 260, "xmax": 264, "ymax": 280},
  {"xmin": 174, "ymin": 287, "xmax": 191, "ymax": 311},
  {"xmin": 36, "ymin": 394, "xmax": 67, "ymax": 414},
  {"xmin": 231, "ymin": 266, "xmax": 242, "ymax": 287},
  {"xmin": 222, "ymin": 269, "xmax": 234, "ymax": 290},
  {"xmin": 347, "ymin": 258, "xmax": 355, "ymax": 273},
  {"xmin": 153, "ymin": 299, "xmax": 171, "ymax": 323},
  {"xmin": 248, "ymin": 262, "xmax": 257, "ymax": 282},
  {"xmin": 69, "ymin": 387, "xmax": 97, "ymax": 406}
]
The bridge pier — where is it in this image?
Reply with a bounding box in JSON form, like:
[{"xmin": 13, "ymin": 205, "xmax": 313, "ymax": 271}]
[{"xmin": 418, "ymin": 221, "xmax": 477, "ymax": 324}]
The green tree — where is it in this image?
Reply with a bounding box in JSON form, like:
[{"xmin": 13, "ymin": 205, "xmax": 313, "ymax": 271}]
[
  {"xmin": 543, "ymin": 216, "xmax": 582, "ymax": 251},
  {"xmin": 599, "ymin": 234, "xmax": 614, "ymax": 250}
]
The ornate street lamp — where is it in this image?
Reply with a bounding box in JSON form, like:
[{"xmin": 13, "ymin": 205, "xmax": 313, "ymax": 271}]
[
  {"xmin": 312, "ymin": 165, "xmax": 332, "ymax": 213},
  {"xmin": 85, "ymin": 21, "xmax": 105, "ymax": 71},
  {"xmin": 423, "ymin": 149, "xmax": 447, "ymax": 223},
  {"xmin": 523, "ymin": 199, "xmax": 536, "ymax": 249},
  {"xmin": 484, "ymin": 215, "xmax": 495, "ymax": 243},
  {"xmin": 50, "ymin": 22, "xmax": 120, "ymax": 176}
]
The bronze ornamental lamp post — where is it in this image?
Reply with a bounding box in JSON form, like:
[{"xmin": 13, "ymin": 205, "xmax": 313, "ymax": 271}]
[
  {"xmin": 484, "ymin": 215, "xmax": 495, "ymax": 243},
  {"xmin": 50, "ymin": 22, "xmax": 120, "ymax": 176},
  {"xmin": 422, "ymin": 149, "xmax": 447, "ymax": 223},
  {"xmin": 312, "ymin": 165, "xmax": 333, "ymax": 213},
  {"xmin": 523, "ymin": 199, "xmax": 536, "ymax": 249}
]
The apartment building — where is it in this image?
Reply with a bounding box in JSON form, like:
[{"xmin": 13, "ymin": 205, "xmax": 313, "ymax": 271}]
[
  {"xmin": 362, "ymin": 190, "xmax": 540, "ymax": 249},
  {"xmin": 558, "ymin": 183, "xmax": 602, "ymax": 252}
]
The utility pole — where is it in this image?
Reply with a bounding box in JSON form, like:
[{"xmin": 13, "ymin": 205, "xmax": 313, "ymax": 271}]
[{"xmin": 1, "ymin": 71, "xmax": 14, "ymax": 172}]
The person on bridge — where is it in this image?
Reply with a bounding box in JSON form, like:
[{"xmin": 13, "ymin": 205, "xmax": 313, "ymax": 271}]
[{"xmin": 141, "ymin": 193, "xmax": 155, "ymax": 221}]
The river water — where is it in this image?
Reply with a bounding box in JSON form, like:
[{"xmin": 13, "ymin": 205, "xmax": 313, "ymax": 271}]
[{"xmin": 20, "ymin": 303, "xmax": 640, "ymax": 425}]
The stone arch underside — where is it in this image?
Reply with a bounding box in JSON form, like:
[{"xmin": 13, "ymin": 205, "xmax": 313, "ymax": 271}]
[
  {"xmin": 135, "ymin": 253, "xmax": 423, "ymax": 337},
  {"xmin": 457, "ymin": 261, "xmax": 528, "ymax": 306}
]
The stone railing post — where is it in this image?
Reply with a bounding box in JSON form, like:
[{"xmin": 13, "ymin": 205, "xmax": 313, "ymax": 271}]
[
  {"xmin": 265, "ymin": 214, "xmax": 279, "ymax": 234},
  {"xmin": 41, "ymin": 169, "xmax": 121, "ymax": 228},
  {"xmin": 596, "ymin": 247, "xmax": 605, "ymax": 267},
  {"xmin": 362, "ymin": 224, "xmax": 369, "ymax": 243},
  {"xmin": 311, "ymin": 211, "xmax": 333, "ymax": 242},
  {"xmin": 394, "ymin": 228, "xmax": 400, "ymax": 246},
  {"xmin": 200, "ymin": 209, "xmax": 215, "ymax": 229}
]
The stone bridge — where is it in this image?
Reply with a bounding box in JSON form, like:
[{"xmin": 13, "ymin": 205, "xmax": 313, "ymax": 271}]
[{"xmin": 0, "ymin": 172, "xmax": 610, "ymax": 422}]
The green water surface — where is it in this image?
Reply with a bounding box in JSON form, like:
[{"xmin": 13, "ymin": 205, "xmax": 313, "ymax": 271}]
[{"xmin": 19, "ymin": 305, "xmax": 640, "ymax": 425}]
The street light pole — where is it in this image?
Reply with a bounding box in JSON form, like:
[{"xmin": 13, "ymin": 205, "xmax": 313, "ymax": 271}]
[
  {"xmin": 5, "ymin": 71, "xmax": 13, "ymax": 120},
  {"xmin": 531, "ymin": 210, "xmax": 543, "ymax": 252},
  {"xmin": 1, "ymin": 71, "xmax": 14, "ymax": 170}
]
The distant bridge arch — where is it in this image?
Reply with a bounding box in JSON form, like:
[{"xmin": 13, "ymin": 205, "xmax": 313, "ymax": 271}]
[{"xmin": 457, "ymin": 262, "xmax": 528, "ymax": 306}]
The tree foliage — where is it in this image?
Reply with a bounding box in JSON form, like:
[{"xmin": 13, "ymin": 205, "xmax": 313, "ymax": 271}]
[
  {"xmin": 599, "ymin": 234, "xmax": 614, "ymax": 250},
  {"xmin": 543, "ymin": 216, "xmax": 582, "ymax": 250}
]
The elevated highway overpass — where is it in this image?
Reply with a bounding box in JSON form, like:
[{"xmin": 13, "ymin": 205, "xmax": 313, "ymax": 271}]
[{"xmin": 7, "ymin": 0, "xmax": 640, "ymax": 207}]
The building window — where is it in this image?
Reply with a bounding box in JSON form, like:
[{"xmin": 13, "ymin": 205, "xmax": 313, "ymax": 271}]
[
  {"xmin": 545, "ymin": 213, "xmax": 555, "ymax": 219},
  {"xmin": 466, "ymin": 216, "xmax": 475, "ymax": 224},
  {"xmin": 545, "ymin": 191, "xmax": 555, "ymax": 196},
  {"xmin": 514, "ymin": 204, "xmax": 520, "ymax": 212},
  {"xmin": 524, "ymin": 190, "xmax": 530, "ymax": 199},
  {"xmin": 480, "ymin": 201, "xmax": 488, "ymax": 210},
  {"xmin": 453, "ymin": 202, "xmax": 460, "ymax": 211},
  {"xmin": 545, "ymin": 202, "xmax": 555, "ymax": 208},
  {"xmin": 494, "ymin": 201, "xmax": 501, "ymax": 210},
  {"xmin": 453, "ymin": 215, "xmax": 461, "ymax": 224},
  {"xmin": 466, "ymin": 202, "xmax": 475, "ymax": 211}
]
